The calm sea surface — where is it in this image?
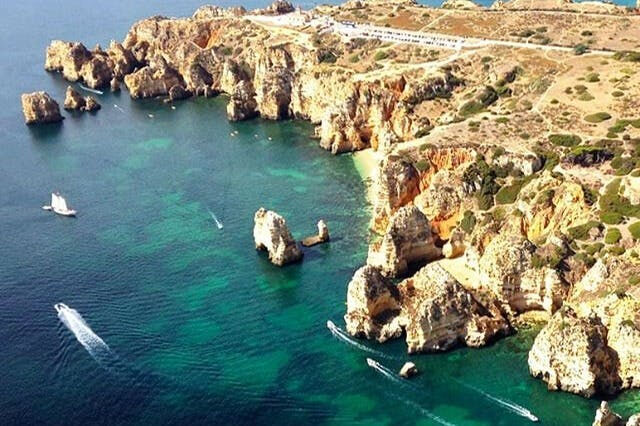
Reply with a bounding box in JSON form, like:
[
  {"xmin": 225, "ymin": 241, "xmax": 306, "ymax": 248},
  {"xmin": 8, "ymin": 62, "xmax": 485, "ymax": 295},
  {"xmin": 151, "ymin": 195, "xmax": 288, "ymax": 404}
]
[{"xmin": 1, "ymin": 1, "xmax": 638, "ymax": 425}]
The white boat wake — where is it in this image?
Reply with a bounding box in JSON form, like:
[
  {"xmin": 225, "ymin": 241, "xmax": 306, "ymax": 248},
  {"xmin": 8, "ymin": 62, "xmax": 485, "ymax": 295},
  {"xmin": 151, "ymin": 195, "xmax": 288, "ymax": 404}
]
[
  {"xmin": 367, "ymin": 358, "xmax": 455, "ymax": 426},
  {"xmin": 79, "ymin": 84, "xmax": 103, "ymax": 95},
  {"xmin": 113, "ymin": 104, "xmax": 124, "ymax": 113},
  {"xmin": 326, "ymin": 320, "xmax": 392, "ymax": 359},
  {"xmin": 207, "ymin": 209, "xmax": 224, "ymax": 229},
  {"xmin": 55, "ymin": 303, "xmax": 114, "ymax": 366},
  {"xmin": 464, "ymin": 383, "xmax": 538, "ymax": 422}
]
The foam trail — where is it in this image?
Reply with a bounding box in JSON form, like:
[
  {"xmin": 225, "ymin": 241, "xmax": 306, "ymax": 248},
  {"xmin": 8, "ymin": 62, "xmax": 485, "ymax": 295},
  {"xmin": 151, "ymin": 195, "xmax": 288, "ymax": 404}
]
[
  {"xmin": 368, "ymin": 358, "xmax": 455, "ymax": 426},
  {"xmin": 463, "ymin": 383, "xmax": 538, "ymax": 422},
  {"xmin": 79, "ymin": 84, "xmax": 104, "ymax": 95},
  {"xmin": 55, "ymin": 303, "xmax": 114, "ymax": 366},
  {"xmin": 114, "ymin": 104, "xmax": 125, "ymax": 113},
  {"xmin": 207, "ymin": 209, "xmax": 224, "ymax": 229},
  {"xmin": 326, "ymin": 320, "xmax": 392, "ymax": 359}
]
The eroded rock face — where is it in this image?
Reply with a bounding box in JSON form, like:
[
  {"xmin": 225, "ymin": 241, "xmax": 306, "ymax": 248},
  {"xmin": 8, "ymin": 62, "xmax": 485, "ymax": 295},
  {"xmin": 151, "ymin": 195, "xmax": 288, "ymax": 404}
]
[
  {"xmin": 45, "ymin": 41, "xmax": 92, "ymax": 82},
  {"xmin": 344, "ymin": 265, "xmax": 402, "ymax": 342},
  {"xmin": 21, "ymin": 92, "xmax": 63, "ymax": 124},
  {"xmin": 398, "ymin": 263, "xmax": 510, "ymax": 353},
  {"xmin": 253, "ymin": 208, "xmax": 302, "ymax": 266},
  {"xmin": 255, "ymin": 0, "xmax": 295, "ymax": 15},
  {"xmin": 528, "ymin": 307, "xmax": 621, "ymax": 397},
  {"xmin": 63, "ymin": 86, "xmax": 101, "ymax": 112},
  {"xmin": 593, "ymin": 401, "xmax": 623, "ymax": 426},
  {"xmin": 227, "ymin": 80, "xmax": 258, "ymax": 121},
  {"xmin": 124, "ymin": 56, "xmax": 182, "ymax": 99},
  {"xmin": 367, "ymin": 206, "xmax": 440, "ymax": 278}
]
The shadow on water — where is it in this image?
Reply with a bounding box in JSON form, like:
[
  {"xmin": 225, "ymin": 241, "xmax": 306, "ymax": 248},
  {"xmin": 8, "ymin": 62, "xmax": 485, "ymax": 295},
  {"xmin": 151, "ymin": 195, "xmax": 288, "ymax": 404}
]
[{"xmin": 27, "ymin": 121, "xmax": 64, "ymax": 140}]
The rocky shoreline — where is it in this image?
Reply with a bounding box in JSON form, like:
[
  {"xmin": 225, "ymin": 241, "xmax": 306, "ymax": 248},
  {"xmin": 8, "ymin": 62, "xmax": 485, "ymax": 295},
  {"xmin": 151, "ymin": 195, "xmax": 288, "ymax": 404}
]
[{"xmin": 38, "ymin": 0, "xmax": 640, "ymax": 408}]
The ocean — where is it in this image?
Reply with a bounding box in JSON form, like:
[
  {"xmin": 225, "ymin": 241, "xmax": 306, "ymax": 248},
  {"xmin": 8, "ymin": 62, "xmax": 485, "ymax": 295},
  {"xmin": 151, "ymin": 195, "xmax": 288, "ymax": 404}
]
[{"xmin": 1, "ymin": 0, "xmax": 639, "ymax": 425}]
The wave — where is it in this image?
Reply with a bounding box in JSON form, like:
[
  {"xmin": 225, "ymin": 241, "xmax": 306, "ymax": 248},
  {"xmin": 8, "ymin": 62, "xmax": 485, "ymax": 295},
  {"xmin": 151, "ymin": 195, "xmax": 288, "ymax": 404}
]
[
  {"xmin": 326, "ymin": 320, "xmax": 393, "ymax": 359},
  {"xmin": 55, "ymin": 303, "xmax": 115, "ymax": 367},
  {"xmin": 367, "ymin": 358, "xmax": 455, "ymax": 426},
  {"xmin": 79, "ymin": 84, "xmax": 104, "ymax": 95},
  {"xmin": 207, "ymin": 208, "xmax": 224, "ymax": 229},
  {"xmin": 463, "ymin": 382, "xmax": 538, "ymax": 422}
]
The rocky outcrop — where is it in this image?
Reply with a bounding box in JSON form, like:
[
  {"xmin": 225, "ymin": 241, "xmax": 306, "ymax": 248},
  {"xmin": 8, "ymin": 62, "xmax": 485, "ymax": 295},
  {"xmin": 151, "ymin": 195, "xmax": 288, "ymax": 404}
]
[
  {"xmin": 344, "ymin": 265, "xmax": 403, "ymax": 342},
  {"xmin": 399, "ymin": 362, "xmax": 418, "ymax": 378},
  {"xmin": 253, "ymin": 208, "xmax": 303, "ymax": 266},
  {"xmin": 254, "ymin": 0, "xmax": 295, "ymax": 15},
  {"xmin": 168, "ymin": 84, "xmax": 191, "ymax": 102},
  {"xmin": 301, "ymin": 220, "xmax": 330, "ymax": 247},
  {"xmin": 45, "ymin": 41, "xmax": 92, "ymax": 82},
  {"xmin": 124, "ymin": 56, "xmax": 183, "ymax": 99},
  {"xmin": 192, "ymin": 5, "xmax": 246, "ymax": 19},
  {"xmin": 399, "ymin": 263, "xmax": 510, "ymax": 353},
  {"xmin": 528, "ymin": 307, "xmax": 621, "ymax": 397},
  {"xmin": 593, "ymin": 401, "xmax": 623, "ymax": 426},
  {"xmin": 227, "ymin": 80, "xmax": 258, "ymax": 121},
  {"xmin": 21, "ymin": 92, "xmax": 63, "ymax": 124},
  {"xmin": 63, "ymin": 86, "xmax": 100, "ymax": 112},
  {"xmin": 367, "ymin": 206, "xmax": 440, "ymax": 278}
]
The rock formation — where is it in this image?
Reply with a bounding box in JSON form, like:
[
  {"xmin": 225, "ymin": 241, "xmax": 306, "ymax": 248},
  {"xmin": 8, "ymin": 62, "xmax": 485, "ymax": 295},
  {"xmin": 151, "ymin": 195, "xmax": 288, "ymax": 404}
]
[
  {"xmin": 301, "ymin": 220, "xmax": 330, "ymax": 247},
  {"xmin": 367, "ymin": 206, "xmax": 440, "ymax": 278},
  {"xmin": 21, "ymin": 92, "xmax": 63, "ymax": 124},
  {"xmin": 593, "ymin": 401, "xmax": 623, "ymax": 426},
  {"xmin": 398, "ymin": 263, "xmax": 510, "ymax": 353},
  {"xmin": 124, "ymin": 56, "xmax": 183, "ymax": 99},
  {"xmin": 399, "ymin": 362, "xmax": 418, "ymax": 378},
  {"xmin": 528, "ymin": 307, "xmax": 621, "ymax": 397},
  {"xmin": 254, "ymin": 0, "xmax": 295, "ymax": 15},
  {"xmin": 63, "ymin": 86, "xmax": 101, "ymax": 112},
  {"xmin": 344, "ymin": 265, "xmax": 403, "ymax": 342},
  {"xmin": 253, "ymin": 208, "xmax": 303, "ymax": 266}
]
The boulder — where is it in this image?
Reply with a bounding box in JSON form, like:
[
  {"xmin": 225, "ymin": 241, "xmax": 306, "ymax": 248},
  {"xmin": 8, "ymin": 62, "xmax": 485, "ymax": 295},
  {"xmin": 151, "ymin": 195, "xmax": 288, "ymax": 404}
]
[
  {"xmin": 344, "ymin": 265, "xmax": 402, "ymax": 342},
  {"xmin": 528, "ymin": 307, "xmax": 621, "ymax": 397},
  {"xmin": 593, "ymin": 401, "xmax": 623, "ymax": 426},
  {"xmin": 367, "ymin": 206, "xmax": 440, "ymax": 278},
  {"xmin": 399, "ymin": 362, "xmax": 418, "ymax": 378},
  {"xmin": 398, "ymin": 263, "xmax": 510, "ymax": 353},
  {"xmin": 301, "ymin": 220, "xmax": 330, "ymax": 247},
  {"xmin": 21, "ymin": 92, "xmax": 63, "ymax": 124},
  {"xmin": 253, "ymin": 208, "xmax": 303, "ymax": 266}
]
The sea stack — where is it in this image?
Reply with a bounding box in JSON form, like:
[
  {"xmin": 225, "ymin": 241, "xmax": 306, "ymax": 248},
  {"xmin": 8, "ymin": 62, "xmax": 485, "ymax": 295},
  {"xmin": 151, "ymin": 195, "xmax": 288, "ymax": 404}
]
[
  {"xmin": 21, "ymin": 92, "xmax": 63, "ymax": 124},
  {"xmin": 399, "ymin": 362, "xmax": 418, "ymax": 379},
  {"xmin": 301, "ymin": 220, "xmax": 330, "ymax": 247},
  {"xmin": 253, "ymin": 208, "xmax": 303, "ymax": 266},
  {"xmin": 63, "ymin": 86, "xmax": 101, "ymax": 112}
]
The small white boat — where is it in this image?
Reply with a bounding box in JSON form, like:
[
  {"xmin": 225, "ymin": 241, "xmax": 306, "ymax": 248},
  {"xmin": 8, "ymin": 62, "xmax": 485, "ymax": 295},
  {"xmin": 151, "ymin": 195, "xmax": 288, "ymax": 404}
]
[
  {"xmin": 148, "ymin": 114, "xmax": 154, "ymax": 118},
  {"xmin": 79, "ymin": 84, "xmax": 103, "ymax": 95},
  {"xmin": 42, "ymin": 192, "xmax": 77, "ymax": 217}
]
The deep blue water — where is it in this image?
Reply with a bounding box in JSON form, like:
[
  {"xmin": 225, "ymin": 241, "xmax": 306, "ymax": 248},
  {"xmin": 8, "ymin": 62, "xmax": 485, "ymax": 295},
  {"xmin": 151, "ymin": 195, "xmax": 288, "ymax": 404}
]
[{"xmin": 1, "ymin": 1, "xmax": 639, "ymax": 425}]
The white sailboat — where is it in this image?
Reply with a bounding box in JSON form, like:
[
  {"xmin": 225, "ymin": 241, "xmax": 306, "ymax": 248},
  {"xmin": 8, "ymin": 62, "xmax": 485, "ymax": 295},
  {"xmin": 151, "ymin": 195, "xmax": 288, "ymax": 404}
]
[{"xmin": 42, "ymin": 192, "xmax": 77, "ymax": 217}]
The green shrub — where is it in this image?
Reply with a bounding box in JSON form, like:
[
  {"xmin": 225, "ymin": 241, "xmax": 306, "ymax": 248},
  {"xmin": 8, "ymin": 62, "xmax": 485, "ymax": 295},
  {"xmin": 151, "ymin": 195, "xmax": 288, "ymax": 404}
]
[
  {"xmin": 608, "ymin": 245, "xmax": 626, "ymax": 256},
  {"xmin": 584, "ymin": 112, "xmax": 612, "ymax": 123},
  {"xmin": 600, "ymin": 211, "xmax": 623, "ymax": 225},
  {"xmin": 612, "ymin": 90, "xmax": 624, "ymax": 98},
  {"xmin": 583, "ymin": 242, "xmax": 604, "ymax": 255},
  {"xmin": 574, "ymin": 44, "xmax": 589, "ymax": 55},
  {"xmin": 459, "ymin": 101, "xmax": 485, "ymax": 118},
  {"xmin": 549, "ymin": 134, "xmax": 581, "ymax": 147},
  {"xmin": 613, "ymin": 51, "xmax": 640, "ymax": 62},
  {"xmin": 567, "ymin": 220, "xmax": 601, "ymax": 240},
  {"xmin": 605, "ymin": 228, "xmax": 622, "ymax": 244},
  {"xmin": 495, "ymin": 117, "xmax": 509, "ymax": 124},
  {"xmin": 585, "ymin": 73, "xmax": 600, "ymax": 83},
  {"xmin": 374, "ymin": 50, "xmax": 388, "ymax": 61},
  {"xmin": 220, "ymin": 46, "xmax": 233, "ymax": 55},
  {"xmin": 600, "ymin": 178, "xmax": 640, "ymax": 220},
  {"xmin": 349, "ymin": 54, "xmax": 360, "ymax": 63},
  {"xmin": 495, "ymin": 177, "xmax": 531, "ymax": 204},
  {"xmin": 629, "ymin": 275, "xmax": 640, "ymax": 285},
  {"xmin": 460, "ymin": 211, "xmax": 476, "ymax": 234},
  {"xmin": 574, "ymin": 252, "xmax": 596, "ymax": 267},
  {"xmin": 414, "ymin": 160, "xmax": 430, "ymax": 172},
  {"xmin": 629, "ymin": 221, "xmax": 640, "ymax": 239}
]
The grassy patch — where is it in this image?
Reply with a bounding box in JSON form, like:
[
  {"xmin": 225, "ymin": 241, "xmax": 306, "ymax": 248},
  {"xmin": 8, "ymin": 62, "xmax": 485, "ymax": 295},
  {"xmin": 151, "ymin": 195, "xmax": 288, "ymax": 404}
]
[
  {"xmin": 460, "ymin": 210, "xmax": 476, "ymax": 234},
  {"xmin": 495, "ymin": 176, "xmax": 532, "ymax": 205},
  {"xmin": 584, "ymin": 112, "xmax": 612, "ymax": 123},
  {"xmin": 629, "ymin": 221, "xmax": 640, "ymax": 239},
  {"xmin": 373, "ymin": 50, "xmax": 388, "ymax": 61},
  {"xmin": 567, "ymin": 220, "xmax": 601, "ymax": 241},
  {"xmin": 604, "ymin": 228, "xmax": 622, "ymax": 244},
  {"xmin": 549, "ymin": 134, "xmax": 581, "ymax": 147}
]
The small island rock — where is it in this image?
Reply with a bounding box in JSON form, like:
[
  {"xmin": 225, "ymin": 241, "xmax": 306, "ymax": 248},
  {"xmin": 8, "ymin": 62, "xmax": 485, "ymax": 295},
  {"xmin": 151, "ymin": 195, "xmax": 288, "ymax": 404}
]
[
  {"xmin": 593, "ymin": 401, "xmax": 623, "ymax": 426},
  {"xmin": 21, "ymin": 92, "xmax": 63, "ymax": 125},
  {"xmin": 301, "ymin": 220, "xmax": 330, "ymax": 247},
  {"xmin": 64, "ymin": 86, "xmax": 101, "ymax": 112},
  {"xmin": 399, "ymin": 362, "xmax": 418, "ymax": 378},
  {"xmin": 253, "ymin": 208, "xmax": 303, "ymax": 266}
]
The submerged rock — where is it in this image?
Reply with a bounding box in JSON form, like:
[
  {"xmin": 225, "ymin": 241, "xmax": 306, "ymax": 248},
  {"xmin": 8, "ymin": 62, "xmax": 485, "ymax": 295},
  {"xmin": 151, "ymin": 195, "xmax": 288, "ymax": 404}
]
[
  {"xmin": 344, "ymin": 265, "xmax": 402, "ymax": 342},
  {"xmin": 21, "ymin": 92, "xmax": 63, "ymax": 124},
  {"xmin": 253, "ymin": 208, "xmax": 302, "ymax": 266},
  {"xmin": 367, "ymin": 206, "xmax": 440, "ymax": 278},
  {"xmin": 399, "ymin": 362, "xmax": 418, "ymax": 378},
  {"xmin": 301, "ymin": 220, "xmax": 330, "ymax": 247}
]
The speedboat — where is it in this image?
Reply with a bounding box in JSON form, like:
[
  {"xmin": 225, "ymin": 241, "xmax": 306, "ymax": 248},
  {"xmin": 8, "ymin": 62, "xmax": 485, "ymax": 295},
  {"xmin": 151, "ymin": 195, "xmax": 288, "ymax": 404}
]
[
  {"xmin": 54, "ymin": 303, "xmax": 68, "ymax": 314},
  {"xmin": 42, "ymin": 192, "xmax": 77, "ymax": 217}
]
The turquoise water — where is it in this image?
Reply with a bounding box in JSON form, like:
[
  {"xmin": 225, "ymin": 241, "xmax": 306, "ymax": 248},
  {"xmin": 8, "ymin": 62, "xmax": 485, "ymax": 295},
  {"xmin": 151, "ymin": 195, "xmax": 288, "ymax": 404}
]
[{"xmin": 2, "ymin": 1, "xmax": 640, "ymax": 425}]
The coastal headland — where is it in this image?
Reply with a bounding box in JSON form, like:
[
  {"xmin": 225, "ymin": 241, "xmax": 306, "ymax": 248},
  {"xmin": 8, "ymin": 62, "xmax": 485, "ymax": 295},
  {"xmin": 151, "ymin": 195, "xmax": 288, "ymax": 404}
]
[{"xmin": 41, "ymin": 0, "xmax": 640, "ymax": 416}]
